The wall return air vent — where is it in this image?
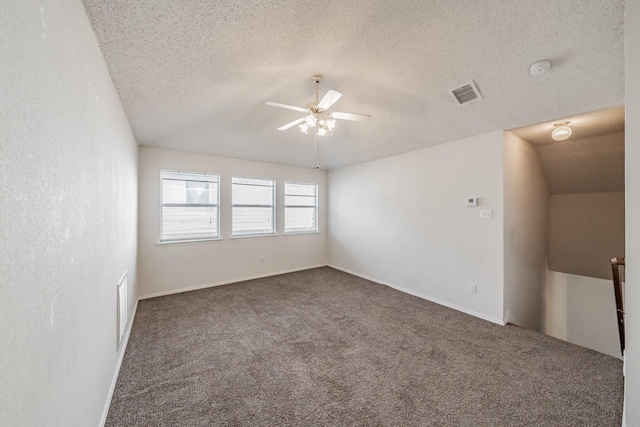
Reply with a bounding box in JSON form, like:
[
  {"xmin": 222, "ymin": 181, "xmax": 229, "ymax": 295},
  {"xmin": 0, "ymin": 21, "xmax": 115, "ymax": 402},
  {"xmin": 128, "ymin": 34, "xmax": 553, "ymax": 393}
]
[{"xmin": 449, "ymin": 80, "xmax": 483, "ymax": 106}]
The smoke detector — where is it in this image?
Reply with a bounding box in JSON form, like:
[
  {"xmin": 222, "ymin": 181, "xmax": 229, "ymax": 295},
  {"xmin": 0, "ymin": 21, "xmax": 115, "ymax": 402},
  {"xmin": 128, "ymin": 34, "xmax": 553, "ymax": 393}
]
[{"xmin": 530, "ymin": 60, "xmax": 551, "ymax": 76}]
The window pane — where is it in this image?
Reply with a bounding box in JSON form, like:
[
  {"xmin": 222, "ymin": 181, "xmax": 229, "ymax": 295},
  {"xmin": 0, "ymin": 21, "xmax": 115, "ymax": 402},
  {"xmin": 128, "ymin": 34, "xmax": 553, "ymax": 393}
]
[
  {"xmin": 233, "ymin": 184, "xmax": 274, "ymax": 205},
  {"xmin": 163, "ymin": 179, "xmax": 217, "ymax": 205},
  {"xmin": 163, "ymin": 179, "xmax": 189, "ymax": 204},
  {"xmin": 162, "ymin": 206, "xmax": 218, "ymax": 240},
  {"xmin": 285, "ymin": 182, "xmax": 316, "ymax": 197},
  {"xmin": 284, "ymin": 195, "xmax": 316, "ymax": 206},
  {"xmin": 186, "ymin": 181, "xmax": 216, "ymax": 204},
  {"xmin": 232, "ymin": 177, "xmax": 275, "ymax": 237},
  {"xmin": 161, "ymin": 170, "xmax": 219, "ymax": 242},
  {"xmin": 284, "ymin": 182, "xmax": 318, "ymax": 233},
  {"xmin": 232, "ymin": 177, "xmax": 274, "ymax": 206},
  {"xmin": 285, "ymin": 207, "xmax": 316, "ymax": 232},
  {"xmin": 232, "ymin": 207, "xmax": 274, "ymax": 235}
]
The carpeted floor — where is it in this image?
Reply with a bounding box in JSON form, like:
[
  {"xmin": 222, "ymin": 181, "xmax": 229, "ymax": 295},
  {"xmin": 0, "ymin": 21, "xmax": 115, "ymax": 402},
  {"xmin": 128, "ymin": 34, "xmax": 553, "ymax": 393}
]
[{"xmin": 106, "ymin": 267, "xmax": 623, "ymax": 426}]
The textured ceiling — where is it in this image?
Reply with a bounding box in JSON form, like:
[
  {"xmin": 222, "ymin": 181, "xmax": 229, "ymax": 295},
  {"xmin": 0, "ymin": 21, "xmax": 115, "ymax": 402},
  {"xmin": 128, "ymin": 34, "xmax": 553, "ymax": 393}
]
[{"xmin": 83, "ymin": 0, "xmax": 625, "ymax": 170}]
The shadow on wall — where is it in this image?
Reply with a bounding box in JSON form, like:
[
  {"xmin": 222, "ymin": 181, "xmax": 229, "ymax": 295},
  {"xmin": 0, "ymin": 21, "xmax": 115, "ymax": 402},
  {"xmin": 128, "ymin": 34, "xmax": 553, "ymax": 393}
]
[
  {"xmin": 510, "ymin": 109, "xmax": 625, "ymax": 359},
  {"xmin": 540, "ymin": 131, "xmax": 625, "ymax": 280}
]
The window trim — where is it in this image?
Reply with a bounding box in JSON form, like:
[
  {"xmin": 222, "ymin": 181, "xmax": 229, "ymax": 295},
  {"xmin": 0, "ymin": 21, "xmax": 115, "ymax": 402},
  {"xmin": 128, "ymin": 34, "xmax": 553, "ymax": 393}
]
[
  {"xmin": 231, "ymin": 176, "xmax": 276, "ymax": 238},
  {"xmin": 159, "ymin": 169, "xmax": 221, "ymax": 244},
  {"xmin": 284, "ymin": 180, "xmax": 319, "ymax": 235}
]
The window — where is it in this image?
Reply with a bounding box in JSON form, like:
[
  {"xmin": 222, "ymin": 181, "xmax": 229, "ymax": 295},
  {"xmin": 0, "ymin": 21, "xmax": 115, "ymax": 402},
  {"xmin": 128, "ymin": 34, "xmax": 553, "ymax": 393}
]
[
  {"xmin": 284, "ymin": 181, "xmax": 318, "ymax": 234},
  {"xmin": 232, "ymin": 177, "xmax": 275, "ymax": 237},
  {"xmin": 160, "ymin": 170, "xmax": 219, "ymax": 242}
]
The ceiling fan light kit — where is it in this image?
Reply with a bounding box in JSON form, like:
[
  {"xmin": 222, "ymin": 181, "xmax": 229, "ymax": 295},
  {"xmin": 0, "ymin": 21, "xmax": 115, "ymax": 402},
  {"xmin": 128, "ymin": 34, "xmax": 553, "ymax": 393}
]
[
  {"xmin": 265, "ymin": 74, "xmax": 371, "ymax": 137},
  {"xmin": 266, "ymin": 75, "xmax": 372, "ymax": 169}
]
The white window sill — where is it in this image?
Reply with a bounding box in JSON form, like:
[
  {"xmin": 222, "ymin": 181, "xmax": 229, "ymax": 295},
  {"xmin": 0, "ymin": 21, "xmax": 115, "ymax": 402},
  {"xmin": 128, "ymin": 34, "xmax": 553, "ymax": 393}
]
[
  {"xmin": 283, "ymin": 231, "xmax": 321, "ymax": 236},
  {"xmin": 230, "ymin": 233, "xmax": 278, "ymax": 240},
  {"xmin": 157, "ymin": 237, "xmax": 223, "ymax": 246}
]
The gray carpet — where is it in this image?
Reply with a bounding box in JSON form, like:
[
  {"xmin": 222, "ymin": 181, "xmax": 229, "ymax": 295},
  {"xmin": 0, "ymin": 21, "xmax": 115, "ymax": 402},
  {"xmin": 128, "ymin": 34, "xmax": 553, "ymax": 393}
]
[{"xmin": 106, "ymin": 267, "xmax": 623, "ymax": 426}]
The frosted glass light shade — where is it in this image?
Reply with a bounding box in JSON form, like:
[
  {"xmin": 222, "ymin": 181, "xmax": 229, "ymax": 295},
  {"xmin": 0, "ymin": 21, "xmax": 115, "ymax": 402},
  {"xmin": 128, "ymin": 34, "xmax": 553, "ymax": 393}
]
[
  {"xmin": 551, "ymin": 125, "xmax": 572, "ymax": 141},
  {"xmin": 304, "ymin": 114, "xmax": 317, "ymax": 127}
]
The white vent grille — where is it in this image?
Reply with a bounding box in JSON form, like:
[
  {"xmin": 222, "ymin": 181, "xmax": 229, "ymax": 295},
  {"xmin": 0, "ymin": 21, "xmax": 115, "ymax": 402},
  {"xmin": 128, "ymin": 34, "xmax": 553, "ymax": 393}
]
[{"xmin": 449, "ymin": 80, "xmax": 483, "ymax": 106}]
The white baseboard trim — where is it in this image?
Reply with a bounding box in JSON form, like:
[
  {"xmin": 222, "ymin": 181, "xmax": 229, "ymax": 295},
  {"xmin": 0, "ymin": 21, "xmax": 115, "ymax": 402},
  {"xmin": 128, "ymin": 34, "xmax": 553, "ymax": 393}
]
[
  {"xmin": 622, "ymin": 356, "xmax": 626, "ymax": 427},
  {"xmin": 100, "ymin": 298, "xmax": 139, "ymax": 427},
  {"xmin": 328, "ymin": 264, "xmax": 505, "ymax": 326},
  {"xmin": 138, "ymin": 264, "xmax": 329, "ymax": 300}
]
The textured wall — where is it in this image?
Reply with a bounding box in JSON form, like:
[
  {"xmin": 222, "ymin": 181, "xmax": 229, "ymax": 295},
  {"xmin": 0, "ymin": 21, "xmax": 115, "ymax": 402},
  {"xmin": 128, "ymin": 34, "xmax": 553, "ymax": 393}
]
[
  {"xmin": 0, "ymin": 1, "xmax": 138, "ymax": 426},
  {"xmin": 625, "ymin": 1, "xmax": 640, "ymax": 425},
  {"xmin": 502, "ymin": 131, "xmax": 550, "ymax": 331},
  {"xmin": 328, "ymin": 131, "xmax": 505, "ymax": 324},
  {"xmin": 138, "ymin": 147, "xmax": 328, "ymax": 298}
]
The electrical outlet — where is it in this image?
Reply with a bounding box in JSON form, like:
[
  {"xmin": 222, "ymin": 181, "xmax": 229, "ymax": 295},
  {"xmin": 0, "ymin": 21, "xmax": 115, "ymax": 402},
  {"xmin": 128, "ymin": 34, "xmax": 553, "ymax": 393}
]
[{"xmin": 468, "ymin": 283, "xmax": 477, "ymax": 294}]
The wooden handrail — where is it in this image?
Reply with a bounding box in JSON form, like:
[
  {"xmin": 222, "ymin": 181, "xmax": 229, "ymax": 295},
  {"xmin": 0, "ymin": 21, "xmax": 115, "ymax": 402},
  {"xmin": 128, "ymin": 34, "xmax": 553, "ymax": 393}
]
[{"xmin": 611, "ymin": 256, "xmax": 625, "ymax": 356}]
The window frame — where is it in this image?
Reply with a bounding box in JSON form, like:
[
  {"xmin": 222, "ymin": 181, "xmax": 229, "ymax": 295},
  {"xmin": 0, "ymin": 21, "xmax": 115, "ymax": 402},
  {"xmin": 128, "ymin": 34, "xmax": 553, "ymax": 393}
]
[
  {"xmin": 159, "ymin": 169, "xmax": 221, "ymax": 244},
  {"xmin": 284, "ymin": 180, "xmax": 319, "ymax": 235},
  {"xmin": 231, "ymin": 176, "xmax": 277, "ymax": 238}
]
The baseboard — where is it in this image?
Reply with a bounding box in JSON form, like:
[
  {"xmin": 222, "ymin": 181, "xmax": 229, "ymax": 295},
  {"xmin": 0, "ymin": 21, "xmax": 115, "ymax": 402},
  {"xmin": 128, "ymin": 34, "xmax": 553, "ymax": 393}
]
[
  {"xmin": 622, "ymin": 355, "xmax": 626, "ymax": 427},
  {"xmin": 100, "ymin": 298, "xmax": 139, "ymax": 427},
  {"xmin": 328, "ymin": 264, "xmax": 505, "ymax": 326},
  {"xmin": 138, "ymin": 264, "xmax": 329, "ymax": 300}
]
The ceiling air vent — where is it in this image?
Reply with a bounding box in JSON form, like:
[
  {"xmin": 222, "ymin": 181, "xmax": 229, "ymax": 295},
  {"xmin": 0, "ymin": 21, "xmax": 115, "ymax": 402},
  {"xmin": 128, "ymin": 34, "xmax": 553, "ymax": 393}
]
[{"xmin": 449, "ymin": 80, "xmax": 483, "ymax": 106}]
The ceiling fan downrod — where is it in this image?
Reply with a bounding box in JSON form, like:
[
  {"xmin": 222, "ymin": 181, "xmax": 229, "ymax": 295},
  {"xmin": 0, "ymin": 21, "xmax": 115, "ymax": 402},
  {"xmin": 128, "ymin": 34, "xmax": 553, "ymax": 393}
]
[{"xmin": 312, "ymin": 75, "xmax": 323, "ymax": 104}]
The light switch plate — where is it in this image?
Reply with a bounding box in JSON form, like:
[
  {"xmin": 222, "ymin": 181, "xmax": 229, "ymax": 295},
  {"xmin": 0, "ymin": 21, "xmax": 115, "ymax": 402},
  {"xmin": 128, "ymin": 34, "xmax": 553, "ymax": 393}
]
[
  {"xmin": 466, "ymin": 197, "xmax": 478, "ymax": 207},
  {"xmin": 480, "ymin": 209, "xmax": 493, "ymax": 220}
]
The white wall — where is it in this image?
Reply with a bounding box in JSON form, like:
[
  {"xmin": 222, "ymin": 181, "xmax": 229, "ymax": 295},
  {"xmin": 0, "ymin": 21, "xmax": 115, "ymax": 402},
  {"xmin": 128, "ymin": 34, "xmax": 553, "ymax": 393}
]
[
  {"xmin": 546, "ymin": 269, "xmax": 626, "ymax": 360},
  {"xmin": 549, "ymin": 192, "xmax": 625, "ymax": 280},
  {"xmin": 565, "ymin": 274, "xmax": 622, "ymax": 359},
  {"xmin": 544, "ymin": 268, "xmax": 568, "ymax": 340},
  {"xmin": 328, "ymin": 131, "xmax": 505, "ymax": 323},
  {"xmin": 0, "ymin": 2, "xmax": 138, "ymax": 426},
  {"xmin": 625, "ymin": 1, "xmax": 640, "ymax": 424},
  {"xmin": 503, "ymin": 131, "xmax": 550, "ymax": 330},
  {"xmin": 138, "ymin": 147, "xmax": 327, "ymax": 298}
]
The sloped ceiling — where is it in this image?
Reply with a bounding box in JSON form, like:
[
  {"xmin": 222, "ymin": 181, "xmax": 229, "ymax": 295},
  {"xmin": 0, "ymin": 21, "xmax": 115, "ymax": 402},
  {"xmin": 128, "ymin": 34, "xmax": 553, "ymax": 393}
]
[
  {"xmin": 536, "ymin": 131, "xmax": 625, "ymax": 194},
  {"xmin": 511, "ymin": 106, "xmax": 625, "ymax": 194},
  {"xmin": 83, "ymin": 0, "xmax": 625, "ymax": 170}
]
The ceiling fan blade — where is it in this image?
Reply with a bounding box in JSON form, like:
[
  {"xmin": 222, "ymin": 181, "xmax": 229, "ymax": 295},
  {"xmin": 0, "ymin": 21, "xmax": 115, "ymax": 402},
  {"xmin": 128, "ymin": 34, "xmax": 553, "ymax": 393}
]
[
  {"xmin": 277, "ymin": 117, "xmax": 305, "ymax": 131},
  {"xmin": 265, "ymin": 102, "xmax": 309, "ymax": 113},
  {"xmin": 317, "ymin": 90, "xmax": 342, "ymax": 110},
  {"xmin": 332, "ymin": 111, "xmax": 371, "ymax": 122}
]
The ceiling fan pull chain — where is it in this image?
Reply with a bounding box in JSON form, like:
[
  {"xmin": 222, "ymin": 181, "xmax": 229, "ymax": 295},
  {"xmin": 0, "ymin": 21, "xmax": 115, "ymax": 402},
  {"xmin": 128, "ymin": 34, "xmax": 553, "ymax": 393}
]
[{"xmin": 314, "ymin": 131, "xmax": 319, "ymax": 170}]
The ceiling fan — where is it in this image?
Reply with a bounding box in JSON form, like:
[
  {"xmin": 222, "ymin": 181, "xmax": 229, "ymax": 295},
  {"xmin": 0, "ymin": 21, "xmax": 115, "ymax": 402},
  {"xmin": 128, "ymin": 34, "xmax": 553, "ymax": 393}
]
[{"xmin": 265, "ymin": 75, "xmax": 371, "ymax": 137}]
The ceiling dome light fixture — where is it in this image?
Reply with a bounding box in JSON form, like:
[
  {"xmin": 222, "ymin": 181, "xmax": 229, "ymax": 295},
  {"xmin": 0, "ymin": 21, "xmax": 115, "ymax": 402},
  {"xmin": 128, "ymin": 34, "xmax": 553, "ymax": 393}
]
[{"xmin": 551, "ymin": 122, "xmax": 572, "ymax": 141}]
